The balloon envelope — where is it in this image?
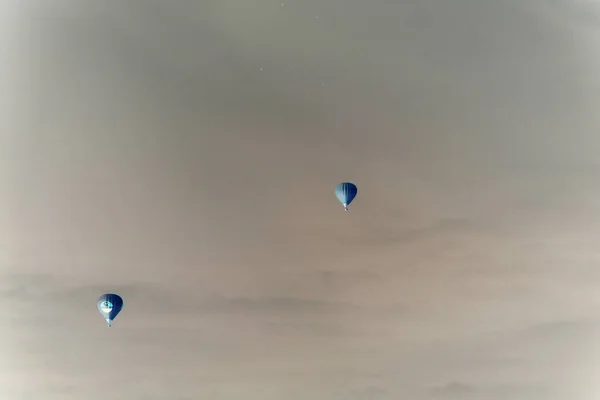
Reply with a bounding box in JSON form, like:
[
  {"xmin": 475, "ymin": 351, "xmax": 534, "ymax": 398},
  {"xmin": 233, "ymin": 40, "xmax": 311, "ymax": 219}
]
[
  {"xmin": 97, "ymin": 293, "xmax": 124, "ymax": 328},
  {"xmin": 335, "ymin": 182, "xmax": 358, "ymax": 211}
]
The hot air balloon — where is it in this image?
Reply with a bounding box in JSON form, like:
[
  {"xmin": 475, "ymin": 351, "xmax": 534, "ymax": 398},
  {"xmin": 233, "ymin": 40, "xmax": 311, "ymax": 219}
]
[
  {"xmin": 334, "ymin": 182, "xmax": 357, "ymax": 211},
  {"xmin": 97, "ymin": 293, "xmax": 123, "ymax": 328}
]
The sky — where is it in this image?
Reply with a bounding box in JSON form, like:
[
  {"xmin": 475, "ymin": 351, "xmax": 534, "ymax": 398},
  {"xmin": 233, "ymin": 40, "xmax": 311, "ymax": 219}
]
[{"xmin": 2, "ymin": 0, "xmax": 600, "ymax": 398}]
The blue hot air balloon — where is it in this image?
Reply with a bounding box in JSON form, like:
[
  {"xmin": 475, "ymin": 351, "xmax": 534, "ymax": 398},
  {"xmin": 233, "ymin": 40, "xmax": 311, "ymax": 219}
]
[
  {"xmin": 97, "ymin": 293, "xmax": 124, "ymax": 328},
  {"xmin": 334, "ymin": 182, "xmax": 358, "ymax": 211}
]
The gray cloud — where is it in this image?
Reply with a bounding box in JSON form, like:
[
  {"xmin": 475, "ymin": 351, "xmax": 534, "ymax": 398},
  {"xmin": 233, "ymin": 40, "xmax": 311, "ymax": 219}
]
[
  {"xmin": 428, "ymin": 381, "xmax": 559, "ymax": 400},
  {"xmin": 430, "ymin": 382, "xmax": 476, "ymax": 399},
  {"xmin": 0, "ymin": 272, "xmax": 360, "ymax": 319}
]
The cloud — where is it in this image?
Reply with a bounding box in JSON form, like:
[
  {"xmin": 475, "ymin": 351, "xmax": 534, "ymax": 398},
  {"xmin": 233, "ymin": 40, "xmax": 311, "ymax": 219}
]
[
  {"xmin": 194, "ymin": 295, "xmax": 358, "ymax": 314},
  {"xmin": 346, "ymin": 386, "xmax": 388, "ymax": 400},
  {"xmin": 428, "ymin": 381, "xmax": 559, "ymax": 400},
  {"xmin": 0, "ymin": 272, "xmax": 360, "ymax": 322},
  {"xmin": 543, "ymin": 0, "xmax": 600, "ymax": 31},
  {"xmin": 430, "ymin": 382, "xmax": 476, "ymax": 399}
]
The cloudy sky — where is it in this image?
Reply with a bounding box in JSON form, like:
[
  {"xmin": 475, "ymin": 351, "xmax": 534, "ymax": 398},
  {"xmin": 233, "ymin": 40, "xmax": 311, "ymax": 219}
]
[{"xmin": 2, "ymin": 0, "xmax": 600, "ymax": 398}]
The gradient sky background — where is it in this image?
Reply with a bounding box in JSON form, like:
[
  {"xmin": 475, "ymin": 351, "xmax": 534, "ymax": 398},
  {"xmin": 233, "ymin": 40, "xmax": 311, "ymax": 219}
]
[{"xmin": 3, "ymin": 0, "xmax": 600, "ymax": 399}]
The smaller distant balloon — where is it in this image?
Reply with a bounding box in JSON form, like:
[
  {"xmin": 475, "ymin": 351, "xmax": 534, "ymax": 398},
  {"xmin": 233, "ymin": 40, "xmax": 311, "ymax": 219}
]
[
  {"xmin": 97, "ymin": 293, "xmax": 124, "ymax": 328},
  {"xmin": 334, "ymin": 182, "xmax": 358, "ymax": 211}
]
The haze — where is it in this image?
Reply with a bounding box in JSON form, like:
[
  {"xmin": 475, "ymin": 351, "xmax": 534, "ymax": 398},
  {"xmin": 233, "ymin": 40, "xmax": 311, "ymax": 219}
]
[{"xmin": 2, "ymin": 0, "xmax": 600, "ymax": 399}]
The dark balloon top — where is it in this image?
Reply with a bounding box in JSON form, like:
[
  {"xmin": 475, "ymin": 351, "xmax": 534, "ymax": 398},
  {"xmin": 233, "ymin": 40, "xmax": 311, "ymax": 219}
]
[
  {"xmin": 335, "ymin": 182, "xmax": 358, "ymax": 208},
  {"xmin": 97, "ymin": 293, "xmax": 124, "ymax": 322}
]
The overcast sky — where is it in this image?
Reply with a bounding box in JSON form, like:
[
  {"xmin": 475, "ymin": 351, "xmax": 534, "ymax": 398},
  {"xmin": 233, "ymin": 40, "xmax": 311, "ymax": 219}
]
[{"xmin": 2, "ymin": 0, "xmax": 600, "ymax": 399}]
